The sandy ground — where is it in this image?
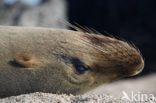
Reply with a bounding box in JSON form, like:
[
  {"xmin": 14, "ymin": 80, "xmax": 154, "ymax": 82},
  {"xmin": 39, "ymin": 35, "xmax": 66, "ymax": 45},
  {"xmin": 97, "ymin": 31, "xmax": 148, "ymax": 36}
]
[
  {"xmin": 0, "ymin": 74, "xmax": 155, "ymax": 103},
  {"xmin": 0, "ymin": 93, "xmax": 131, "ymax": 103},
  {"xmin": 89, "ymin": 74, "xmax": 156, "ymax": 97}
]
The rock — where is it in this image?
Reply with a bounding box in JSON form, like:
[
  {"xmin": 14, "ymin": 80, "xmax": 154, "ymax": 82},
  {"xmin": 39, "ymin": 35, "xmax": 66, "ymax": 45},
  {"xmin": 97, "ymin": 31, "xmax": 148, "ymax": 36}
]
[
  {"xmin": 0, "ymin": 74, "xmax": 155, "ymax": 103},
  {"xmin": 88, "ymin": 74, "xmax": 156, "ymax": 97},
  {"xmin": 0, "ymin": 0, "xmax": 67, "ymax": 29},
  {"xmin": 0, "ymin": 92, "xmax": 135, "ymax": 103}
]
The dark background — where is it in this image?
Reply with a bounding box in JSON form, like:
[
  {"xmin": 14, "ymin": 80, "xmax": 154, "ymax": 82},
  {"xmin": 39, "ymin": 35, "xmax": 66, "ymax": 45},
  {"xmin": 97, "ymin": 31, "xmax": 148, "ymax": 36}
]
[{"xmin": 67, "ymin": 0, "xmax": 156, "ymax": 76}]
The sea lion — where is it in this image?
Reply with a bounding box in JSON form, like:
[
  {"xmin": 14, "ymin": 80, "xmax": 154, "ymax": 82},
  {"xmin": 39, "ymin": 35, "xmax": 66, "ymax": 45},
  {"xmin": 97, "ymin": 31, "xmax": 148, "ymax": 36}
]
[{"xmin": 0, "ymin": 26, "xmax": 144, "ymax": 98}]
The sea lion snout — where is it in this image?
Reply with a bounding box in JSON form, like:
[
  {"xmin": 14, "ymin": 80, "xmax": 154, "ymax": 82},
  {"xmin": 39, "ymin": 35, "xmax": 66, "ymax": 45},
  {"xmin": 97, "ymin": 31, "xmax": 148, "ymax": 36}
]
[
  {"xmin": 81, "ymin": 34, "xmax": 144, "ymax": 78},
  {"xmin": 119, "ymin": 46, "xmax": 144, "ymax": 77},
  {"xmin": 130, "ymin": 57, "xmax": 144, "ymax": 76}
]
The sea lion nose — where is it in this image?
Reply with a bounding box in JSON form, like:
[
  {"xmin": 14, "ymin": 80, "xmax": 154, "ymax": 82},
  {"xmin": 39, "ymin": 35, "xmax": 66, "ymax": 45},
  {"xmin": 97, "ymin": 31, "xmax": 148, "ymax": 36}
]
[{"xmin": 131, "ymin": 57, "xmax": 144, "ymax": 76}]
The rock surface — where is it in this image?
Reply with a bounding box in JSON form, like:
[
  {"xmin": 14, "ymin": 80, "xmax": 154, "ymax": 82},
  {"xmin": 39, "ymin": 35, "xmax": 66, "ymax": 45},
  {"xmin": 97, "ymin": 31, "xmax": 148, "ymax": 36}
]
[
  {"xmin": 89, "ymin": 74, "xmax": 156, "ymax": 97},
  {"xmin": 0, "ymin": 0, "xmax": 67, "ymax": 29},
  {"xmin": 0, "ymin": 74, "xmax": 155, "ymax": 103},
  {"xmin": 0, "ymin": 93, "xmax": 130, "ymax": 103}
]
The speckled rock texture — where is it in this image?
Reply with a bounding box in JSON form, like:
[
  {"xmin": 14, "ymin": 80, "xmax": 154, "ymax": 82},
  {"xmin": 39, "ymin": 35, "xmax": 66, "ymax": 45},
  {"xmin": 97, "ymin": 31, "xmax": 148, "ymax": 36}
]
[
  {"xmin": 0, "ymin": 0, "xmax": 67, "ymax": 29},
  {"xmin": 0, "ymin": 74, "xmax": 155, "ymax": 103},
  {"xmin": 0, "ymin": 93, "xmax": 130, "ymax": 103}
]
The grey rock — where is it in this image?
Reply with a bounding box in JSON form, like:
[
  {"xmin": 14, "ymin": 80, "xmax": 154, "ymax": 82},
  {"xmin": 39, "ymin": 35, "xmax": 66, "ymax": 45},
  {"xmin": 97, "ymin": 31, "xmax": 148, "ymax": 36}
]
[
  {"xmin": 0, "ymin": 74, "xmax": 155, "ymax": 103},
  {"xmin": 0, "ymin": 0, "xmax": 67, "ymax": 29}
]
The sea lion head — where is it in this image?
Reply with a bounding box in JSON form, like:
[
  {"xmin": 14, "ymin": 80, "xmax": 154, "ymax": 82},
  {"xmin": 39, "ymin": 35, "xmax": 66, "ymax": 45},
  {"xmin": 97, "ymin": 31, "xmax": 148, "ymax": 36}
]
[
  {"xmin": 4, "ymin": 27, "xmax": 144, "ymax": 96},
  {"xmin": 54, "ymin": 31, "xmax": 144, "ymax": 95}
]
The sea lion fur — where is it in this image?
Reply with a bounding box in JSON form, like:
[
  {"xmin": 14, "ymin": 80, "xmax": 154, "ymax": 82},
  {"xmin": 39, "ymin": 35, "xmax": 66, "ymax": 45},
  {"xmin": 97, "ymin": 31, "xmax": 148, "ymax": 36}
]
[{"xmin": 0, "ymin": 26, "xmax": 144, "ymax": 98}]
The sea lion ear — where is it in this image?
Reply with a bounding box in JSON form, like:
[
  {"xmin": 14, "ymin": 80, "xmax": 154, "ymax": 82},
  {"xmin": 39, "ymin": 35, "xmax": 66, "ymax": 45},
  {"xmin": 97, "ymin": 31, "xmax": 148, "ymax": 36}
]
[{"xmin": 13, "ymin": 53, "xmax": 39, "ymax": 68}]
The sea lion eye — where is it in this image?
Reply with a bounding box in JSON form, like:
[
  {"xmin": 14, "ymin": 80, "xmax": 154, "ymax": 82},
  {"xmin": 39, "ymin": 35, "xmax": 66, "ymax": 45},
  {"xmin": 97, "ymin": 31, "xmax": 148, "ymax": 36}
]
[
  {"xmin": 71, "ymin": 58, "xmax": 91, "ymax": 74},
  {"xmin": 73, "ymin": 63, "xmax": 91, "ymax": 74},
  {"xmin": 61, "ymin": 55, "xmax": 91, "ymax": 74}
]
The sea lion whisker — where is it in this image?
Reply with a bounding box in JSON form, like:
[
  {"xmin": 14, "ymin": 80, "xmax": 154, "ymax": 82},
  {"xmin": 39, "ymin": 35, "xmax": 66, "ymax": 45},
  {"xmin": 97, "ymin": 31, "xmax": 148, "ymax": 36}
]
[
  {"xmin": 89, "ymin": 27, "xmax": 103, "ymax": 35},
  {"xmin": 74, "ymin": 23, "xmax": 98, "ymax": 34},
  {"xmin": 64, "ymin": 21, "xmax": 85, "ymax": 32},
  {"xmin": 103, "ymin": 30, "xmax": 116, "ymax": 38},
  {"xmin": 75, "ymin": 37, "xmax": 108, "ymax": 54},
  {"xmin": 73, "ymin": 22, "xmax": 91, "ymax": 33}
]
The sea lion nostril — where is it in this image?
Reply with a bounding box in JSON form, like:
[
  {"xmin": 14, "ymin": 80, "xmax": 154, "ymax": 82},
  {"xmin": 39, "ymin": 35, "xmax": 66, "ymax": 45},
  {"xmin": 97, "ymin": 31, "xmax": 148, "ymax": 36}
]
[
  {"xmin": 137, "ymin": 62, "xmax": 144, "ymax": 72},
  {"xmin": 130, "ymin": 58, "xmax": 144, "ymax": 76},
  {"xmin": 136, "ymin": 59, "xmax": 144, "ymax": 73}
]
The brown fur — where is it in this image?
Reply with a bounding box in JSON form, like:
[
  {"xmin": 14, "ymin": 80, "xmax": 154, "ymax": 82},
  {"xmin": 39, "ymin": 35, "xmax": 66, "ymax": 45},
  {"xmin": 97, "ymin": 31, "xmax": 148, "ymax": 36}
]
[{"xmin": 0, "ymin": 26, "xmax": 144, "ymax": 98}]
